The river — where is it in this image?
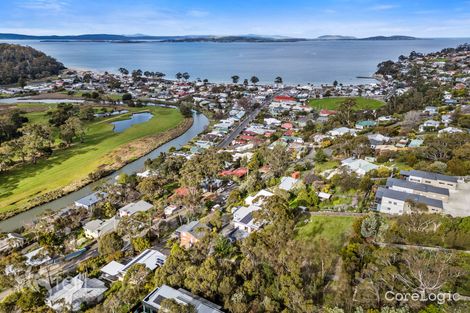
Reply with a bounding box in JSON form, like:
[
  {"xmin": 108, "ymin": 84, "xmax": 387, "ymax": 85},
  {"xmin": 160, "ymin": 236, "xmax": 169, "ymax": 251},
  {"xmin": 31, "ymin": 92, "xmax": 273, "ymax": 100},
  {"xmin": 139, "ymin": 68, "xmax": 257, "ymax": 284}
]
[{"xmin": 0, "ymin": 111, "xmax": 209, "ymax": 232}]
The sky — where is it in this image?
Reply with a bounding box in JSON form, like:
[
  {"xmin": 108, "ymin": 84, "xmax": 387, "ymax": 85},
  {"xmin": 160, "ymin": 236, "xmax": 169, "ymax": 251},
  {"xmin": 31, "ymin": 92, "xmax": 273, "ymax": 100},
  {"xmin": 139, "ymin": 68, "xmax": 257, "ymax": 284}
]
[{"xmin": 1, "ymin": 0, "xmax": 470, "ymax": 38}]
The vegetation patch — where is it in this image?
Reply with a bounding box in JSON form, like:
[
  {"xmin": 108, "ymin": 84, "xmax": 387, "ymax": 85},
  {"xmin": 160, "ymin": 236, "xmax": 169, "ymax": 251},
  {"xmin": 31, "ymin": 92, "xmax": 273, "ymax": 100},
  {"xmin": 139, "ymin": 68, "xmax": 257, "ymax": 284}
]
[
  {"xmin": 308, "ymin": 97, "xmax": 384, "ymax": 111},
  {"xmin": 0, "ymin": 106, "xmax": 189, "ymax": 218},
  {"xmin": 296, "ymin": 215, "xmax": 357, "ymax": 248}
]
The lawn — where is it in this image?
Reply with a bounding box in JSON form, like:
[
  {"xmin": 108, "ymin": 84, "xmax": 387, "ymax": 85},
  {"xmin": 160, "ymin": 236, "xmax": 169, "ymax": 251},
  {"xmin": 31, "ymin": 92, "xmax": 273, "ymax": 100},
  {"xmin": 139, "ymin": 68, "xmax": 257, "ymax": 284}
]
[
  {"xmin": 308, "ymin": 97, "xmax": 384, "ymax": 111},
  {"xmin": 0, "ymin": 106, "xmax": 184, "ymax": 215},
  {"xmin": 296, "ymin": 215, "xmax": 357, "ymax": 248}
]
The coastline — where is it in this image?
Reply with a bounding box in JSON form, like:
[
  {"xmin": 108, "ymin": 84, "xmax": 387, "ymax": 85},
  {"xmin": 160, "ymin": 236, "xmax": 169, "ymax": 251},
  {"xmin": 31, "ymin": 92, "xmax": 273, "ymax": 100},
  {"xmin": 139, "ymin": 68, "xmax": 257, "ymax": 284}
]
[{"xmin": 0, "ymin": 117, "xmax": 194, "ymax": 222}]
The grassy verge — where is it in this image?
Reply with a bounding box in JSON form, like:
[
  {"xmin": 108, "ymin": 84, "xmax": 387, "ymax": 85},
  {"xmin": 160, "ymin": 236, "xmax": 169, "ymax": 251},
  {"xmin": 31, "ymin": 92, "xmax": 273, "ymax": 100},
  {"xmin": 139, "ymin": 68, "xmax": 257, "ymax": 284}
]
[
  {"xmin": 308, "ymin": 97, "xmax": 384, "ymax": 111},
  {"xmin": 0, "ymin": 106, "xmax": 189, "ymax": 218},
  {"xmin": 296, "ymin": 215, "xmax": 357, "ymax": 249}
]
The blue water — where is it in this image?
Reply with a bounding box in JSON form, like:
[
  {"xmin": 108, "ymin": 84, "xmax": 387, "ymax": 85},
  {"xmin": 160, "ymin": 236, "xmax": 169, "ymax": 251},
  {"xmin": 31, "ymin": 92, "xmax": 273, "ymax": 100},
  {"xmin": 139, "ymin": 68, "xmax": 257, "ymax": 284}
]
[
  {"xmin": 111, "ymin": 112, "xmax": 153, "ymax": 132},
  {"xmin": 2, "ymin": 38, "xmax": 469, "ymax": 85}
]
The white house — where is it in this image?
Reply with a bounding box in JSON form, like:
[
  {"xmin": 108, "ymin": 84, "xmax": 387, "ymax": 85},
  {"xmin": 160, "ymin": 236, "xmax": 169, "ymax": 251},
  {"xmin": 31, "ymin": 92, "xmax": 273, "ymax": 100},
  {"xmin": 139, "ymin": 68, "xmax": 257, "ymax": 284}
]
[
  {"xmin": 419, "ymin": 120, "xmax": 440, "ymax": 132},
  {"xmin": 327, "ymin": 127, "xmax": 357, "ymax": 137},
  {"xmin": 279, "ymin": 177, "xmax": 299, "ymax": 191},
  {"xmin": 83, "ymin": 217, "xmax": 118, "ymax": 239},
  {"xmin": 341, "ymin": 158, "xmax": 379, "ymax": 176},
  {"xmin": 46, "ymin": 274, "xmax": 107, "ymax": 312},
  {"xmin": 118, "ymin": 200, "xmax": 153, "ymax": 217},
  {"xmin": 232, "ymin": 205, "xmax": 263, "ymax": 234},
  {"xmin": 101, "ymin": 249, "xmax": 167, "ymax": 281}
]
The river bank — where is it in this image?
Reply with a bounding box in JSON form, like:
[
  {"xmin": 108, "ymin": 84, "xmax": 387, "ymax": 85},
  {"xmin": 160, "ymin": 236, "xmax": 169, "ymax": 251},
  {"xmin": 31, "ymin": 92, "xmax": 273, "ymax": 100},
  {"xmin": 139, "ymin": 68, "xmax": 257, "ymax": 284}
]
[{"xmin": 0, "ymin": 116, "xmax": 194, "ymax": 222}]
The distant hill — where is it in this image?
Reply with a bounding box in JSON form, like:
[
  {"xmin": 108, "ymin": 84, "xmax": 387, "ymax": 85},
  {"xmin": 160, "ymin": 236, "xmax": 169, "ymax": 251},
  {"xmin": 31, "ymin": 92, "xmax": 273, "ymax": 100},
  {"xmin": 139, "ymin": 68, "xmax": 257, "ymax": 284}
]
[
  {"xmin": 0, "ymin": 43, "xmax": 65, "ymax": 85},
  {"xmin": 161, "ymin": 36, "xmax": 307, "ymax": 43},
  {"xmin": 359, "ymin": 35, "xmax": 418, "ymax": 40},
  {"xmin": 317, "ymin": 35, "xmax": 357, "ymax": 40},
  {"xmin": 315, "ymin": 35, "xmax": 419, "ymax": 41},
  {"xmin": 0, "ymin": 33, "xmax": 306, "ymax": 43}
]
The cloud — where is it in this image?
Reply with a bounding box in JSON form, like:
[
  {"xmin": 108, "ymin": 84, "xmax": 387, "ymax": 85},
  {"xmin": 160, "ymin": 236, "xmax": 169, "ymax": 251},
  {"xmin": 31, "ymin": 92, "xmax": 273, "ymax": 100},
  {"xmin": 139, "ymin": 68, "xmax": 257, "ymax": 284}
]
[
  {"xmin": 370, "ymin": 4, "xmax": 399, "ymax": 11},
  {"xmin": 19, "ymin": 0, "xmax": 69, "ymax": 13},
  {"xmin": 187, "ymin": 10, "xmax": 209, "ymax": 18}
]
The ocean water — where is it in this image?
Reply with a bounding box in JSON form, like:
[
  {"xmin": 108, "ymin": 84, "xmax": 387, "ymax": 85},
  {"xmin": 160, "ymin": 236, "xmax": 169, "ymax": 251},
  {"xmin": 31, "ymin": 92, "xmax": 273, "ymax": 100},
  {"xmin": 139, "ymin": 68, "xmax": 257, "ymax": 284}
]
[{"xmin": 2, "ymin": 38, "xmax": 469, "ymax": 85}]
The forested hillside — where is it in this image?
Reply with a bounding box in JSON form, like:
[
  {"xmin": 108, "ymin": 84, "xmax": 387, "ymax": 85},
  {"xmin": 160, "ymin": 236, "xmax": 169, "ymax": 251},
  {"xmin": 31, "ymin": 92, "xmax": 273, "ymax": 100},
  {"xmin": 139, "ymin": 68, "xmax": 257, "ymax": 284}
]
[{"xmin": 0, "ymin": 43, "xmax": 65, "ymax": 85}]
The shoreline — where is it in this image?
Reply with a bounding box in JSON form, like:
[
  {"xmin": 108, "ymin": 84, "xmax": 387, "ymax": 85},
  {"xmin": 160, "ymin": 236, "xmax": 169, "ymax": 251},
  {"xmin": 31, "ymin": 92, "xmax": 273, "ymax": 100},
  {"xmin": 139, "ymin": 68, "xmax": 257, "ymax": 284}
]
[{"xmin": 0, "ymin": 117, "xmax": 194, "ymax": 222}]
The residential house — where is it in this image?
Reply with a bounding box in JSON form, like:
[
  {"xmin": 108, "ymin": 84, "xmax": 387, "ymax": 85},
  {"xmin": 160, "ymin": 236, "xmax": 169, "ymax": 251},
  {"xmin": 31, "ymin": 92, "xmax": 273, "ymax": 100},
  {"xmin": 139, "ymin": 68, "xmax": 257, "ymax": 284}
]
[
  {"xmin": 232, "ymin": 205, "xmax": 263, "ymax": 234},
  {"xmin": 175, "ymin": 221, "xmax": 209, "ymax": 248},
  {"xmin": 423, "ymin": 106, "xmax": 438, "ymax": 115},
  {"xmin": 74, "ymin": 192, "xmax": 107, "ymax": 209},
  {"xmin": 245, "ymin": 189, "xmax": 274, "ymax": 206},
  {"xmin": 46, "ymin": 274, "xmax": 107, "ymax": 312},
  {"xmin": 0, "ymin": 233, "xmax": 26, "ymax": 253},
  {"xmin": 327, "ymin": 127, "xmax": 357, "ymax": 137},
  {"xmin": 401, "ymin": 170, "xmax": 458, "ymax": 190},
  {"xmin": 341, "ymin": 158, "xmax": 379, "ymax": 176},
  {"xmin": 83, "ymin": 217, "xmax": 118, "ymax": 239},
  {"xmin": 376, "ymin": 187, "xmax": 444, "ymax": 215},
  {"xmin": 118, "ymin": 200, "xmax": 153, "ymax": 217},
  {"xmin": 438, "ymin": 127, "xmax": 464, "ymax": 134},
  {"xmin": 386, "ymin": 177, "xmax": 449, "ymax": 202},
  {"xmin": 101, "ymin": 249, "xmax": 167, "ymax": 281},
  {"xmin": 419, "ymin": 120, "xmax": 440, "ymax": 132},
  {"xmin": 355, "ymin": 120, "xmax": 377, "ymax": 130},
  {"xmin": 142, "ymin": 284, "xmax": 223, "ymax": 313},
  {"xmin": 279, "ymin": 176, "xmax": 299, "ymax": 191}
]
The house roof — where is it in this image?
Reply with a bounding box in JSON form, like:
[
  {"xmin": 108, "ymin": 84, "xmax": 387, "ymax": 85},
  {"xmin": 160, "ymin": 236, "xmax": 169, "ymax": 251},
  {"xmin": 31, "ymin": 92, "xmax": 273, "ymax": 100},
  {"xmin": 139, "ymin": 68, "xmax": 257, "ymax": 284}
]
[
  {"xmin": 143, "ymin": 285, "xmax": 223, "ymax": 313},
  {"xmin": 279, "ymin": 176, "xmax": 299, "ymax": 191},
  {"xmin": 47, "ymin": 274, "xmax": 107, "ymax": 311},
  {"xmin": 101, "ymin": 261, "xmax": 125, "ymax": 277},
  {"xmin": 120, "ymin": 249, "xmax": 167, "ymax": 272},
  {"xmin": 119, "ymin": 200, "xmax": 153, "ymax": 215},
  {"xmin": 386, "ymin": 178, "xmax": 449, "ymax": 196},
  {"xmin": 401, "ymin": 170, "xmax": 458, "ymax": 183},
  {"xmin": 74, "ymin": 192, "xmax": 107, "ymax": 208},
  {"xmin": 376, "ymin": 187, "xmax": 443, "ymax": 209}
]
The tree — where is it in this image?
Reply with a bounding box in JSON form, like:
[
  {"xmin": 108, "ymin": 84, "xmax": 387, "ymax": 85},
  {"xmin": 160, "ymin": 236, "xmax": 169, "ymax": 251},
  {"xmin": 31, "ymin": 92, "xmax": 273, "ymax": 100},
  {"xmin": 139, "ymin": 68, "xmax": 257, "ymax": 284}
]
[
  {"xmin": 175, "ymin": 72, "xmax": 183, "ymax": 80},
  {"xmin": 243, "ymin": 79, "xmax": 249, "ymax": 86},
  {"xmin": 118, "ymin": 67, "xmax": 129, "ymax": 75},
  {"xmin": 314, "ymin": 149, "xmax": 327, "ymax": 162},
  {"xmin": 334, "ymin": 98, "xmax": 356, "ymax": 126},
  {"xmin": 250, "ymin": 76, "xmax": 259, "ymax": 85},
  {"xmin": 132, "ymin": 237, "xmax": 151, "ymax": 253},
  {"xmin": 274, "ymin": 76, "xmax": 283, "ymax": 84},
  {"xmin": 231, "ymin": 75, "xmax": 240, "ymax": 84},
  {"xmin": 159, "ymin": 299, "xmax": 197, "ymax": 313},
  {"xmin": 179, "ymin": 103, "xmax": 193, "ymax": 118},
  {"xmin": 98, "ymin": 232, "xmax": 123, "ymax": 256},
  {"xmin": 17, "ymin": 124, "xmax": 53, "ymax": 164},
  {"xmin": 59, "ymin": 116, "xmax": 85, "ymax": 146},
  {"xmin": 122, "ymin": 93, "xmax": 132, "ymax": 101},
  {"xmin": 182, "ymin": 72, "xmax": 190, "ymax": 80},
  {"xmin": 78, "ymin": 106, "xmax": 95, "ymax": 121},
  {"xmin": 333, "ymin": 80, "xmax": 338, "ymax": 87}
]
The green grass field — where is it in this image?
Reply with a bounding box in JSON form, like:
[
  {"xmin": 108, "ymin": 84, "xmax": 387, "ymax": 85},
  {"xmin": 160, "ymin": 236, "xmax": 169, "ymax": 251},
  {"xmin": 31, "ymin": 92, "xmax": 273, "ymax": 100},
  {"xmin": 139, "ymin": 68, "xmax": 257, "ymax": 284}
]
[
  {"xmin": 297, "ymin": 215, "xmax": 357, "ymax": 248},
  {"xmin": 0, "ymin": 106, "xmax": 183, "ymax": 214},
  {"xmin": 308, "ymin": 97, "xmax": 384, "ymax": 111}
]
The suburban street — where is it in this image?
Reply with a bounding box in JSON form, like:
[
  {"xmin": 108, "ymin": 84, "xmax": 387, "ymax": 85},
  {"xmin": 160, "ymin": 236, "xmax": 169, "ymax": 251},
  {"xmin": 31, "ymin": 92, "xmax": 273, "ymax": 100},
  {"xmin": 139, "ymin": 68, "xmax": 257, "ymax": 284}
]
[{"xmin": 217, "ymin": 94, "xmax": 273, "ymax": 148}]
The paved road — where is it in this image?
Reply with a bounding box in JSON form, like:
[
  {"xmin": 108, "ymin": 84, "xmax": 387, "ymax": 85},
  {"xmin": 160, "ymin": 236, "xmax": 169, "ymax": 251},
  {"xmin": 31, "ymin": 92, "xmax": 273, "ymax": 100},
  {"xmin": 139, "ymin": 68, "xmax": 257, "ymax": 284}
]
[{"xmin": 216, "ymin": 95, "xmax": 273, "ymax": 148}]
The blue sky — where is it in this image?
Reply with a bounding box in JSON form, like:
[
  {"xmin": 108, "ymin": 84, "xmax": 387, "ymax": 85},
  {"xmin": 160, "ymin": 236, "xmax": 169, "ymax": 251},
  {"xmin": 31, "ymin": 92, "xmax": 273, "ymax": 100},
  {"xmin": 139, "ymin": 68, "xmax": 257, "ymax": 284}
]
[{"xmin": 1, "ymin": 0, "xmax": 470, "ymax": 37}]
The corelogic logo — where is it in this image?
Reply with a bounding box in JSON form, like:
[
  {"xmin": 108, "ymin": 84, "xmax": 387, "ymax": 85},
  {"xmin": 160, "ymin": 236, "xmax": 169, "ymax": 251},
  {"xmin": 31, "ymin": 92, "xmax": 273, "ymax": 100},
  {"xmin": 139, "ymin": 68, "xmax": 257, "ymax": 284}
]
[{"xmin": 385, "ymin": 291, "xmax": 468, "ymax": 305}]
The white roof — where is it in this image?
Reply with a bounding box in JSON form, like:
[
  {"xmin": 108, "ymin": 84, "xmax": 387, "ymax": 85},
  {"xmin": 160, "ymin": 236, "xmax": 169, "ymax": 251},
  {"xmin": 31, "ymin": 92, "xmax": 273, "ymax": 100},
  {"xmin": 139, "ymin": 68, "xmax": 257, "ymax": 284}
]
[
  {"xmin": 245, "ymin": 189, "xmax": 274, "ymax": 205},
  {"xmin": 279, "ymin": 177, "xmax": 299, "ymax": 191},
  {"xmin": 118, "ymin": 200, "xmax": 153, "ymax": 216},
  {"xmin": 120, "ymin": 249, "xmax": 167, "ymax": 272},
  {"xmin": 47, "ymin": 274, "xmax": 107, "ymax": 311},
  {"xmin": 100, "ymin": 261, "xmax": 125, "ymax": 276}
]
